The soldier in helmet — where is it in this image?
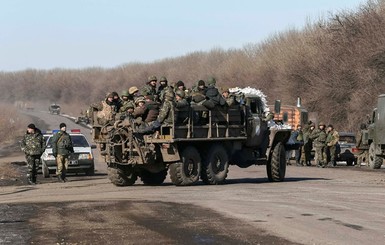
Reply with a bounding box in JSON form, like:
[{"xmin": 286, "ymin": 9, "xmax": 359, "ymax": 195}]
[
  {"xmin": 175, "ymin": 90, "xmax": 190, "ymax": 124},
  {"xmin": 111, "ymin": 91, "xmax": 121, "ymax": 112},
  {"xmin": 310, "ymin": 121, "xmax": 327, "ymax": 167},
  {"xmin": 156, "ymin": 90, "xmax": 176, "ymax": 125},
  {"xmin": 20, "ymin": 123, "xmax": 45, "ymax": 184},
  {"xmin": 221, "ymin": 86, "xmax": 236, "ymax": 106},
  {"xmin": 326, "ymin": 124, "xmax": 339, "ymax": 167},
  {"xmin": 141, "ymin": 75, "xmax": 158, "ymax": 99},
  {"xmin": 203, "ymin": 77, "xmax": 226, "ymax": 109},
  {"xmin": 133, "ymin": 97, "xmax": 147, "ymax": 121},
  {"xmin": 91, "ymin": 92, "xmax": 117, "ymax": 125},
  {"xmin": 119, "ymin": 90, "xmax": 130, "ymax": 113},
  {"xmin": 157, "ymin": 76, "xmax": 169, "ymax": 98},
  {"xmin": 128, "ymin": 86, "xmax": 139, "ymax": 102}
]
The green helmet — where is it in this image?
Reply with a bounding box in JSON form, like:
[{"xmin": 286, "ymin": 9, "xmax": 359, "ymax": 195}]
[
  {"xmin": 160, "ymin": 76, "xmax": 168, "ymax": 82},
  {"xmin": 207, "ymin": 77, "xmax": 216, "ymax": 86},
  {"xmin": 121, "ymin": 90, "xmax": 129, "ymax": 97},
  {"xmin": 148, "ymin": 75, "xmax": 157, "ymax": 82}
]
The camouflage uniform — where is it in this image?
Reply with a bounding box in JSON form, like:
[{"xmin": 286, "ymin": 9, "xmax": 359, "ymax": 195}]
[
  {"xmin": 300, "ymin": 123, "xmax": 314, "ymax": 166},
  {"xmin": 310, "ymin": 124, "xmax": 327, "ymax": 167},
  {"xmin": 157, "ymin": 91, "xmax": 176, "ymax": 125},
  {"xmin": 91, "ymin": 95, "xmax": 117, "ymax": 125},
  {"xmin": 52, "ymin": 127, "xmax": 74, "ymax": 181},
  {"xmin": 175, "ymin": 90, "xmax": 190, "ymax": 124},
  {"xmin": 20, "ymin": 125, "xmax": 45, "ymax": 184},
  {"xmin": 141, "ymin": 75, "xmax": 157, "ymax": 99},
  {"xmin": 356, "ymin": 124, "xmax": 369, "ymax": 167},
  {"xmin": 326, "ymin": 126, "xmax": 339, "ymax": 166}
]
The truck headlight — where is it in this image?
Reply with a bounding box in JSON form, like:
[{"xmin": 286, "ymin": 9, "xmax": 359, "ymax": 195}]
[{"xmin": 78, "ymin": 153, "xmax": 93, "ymax": 160}]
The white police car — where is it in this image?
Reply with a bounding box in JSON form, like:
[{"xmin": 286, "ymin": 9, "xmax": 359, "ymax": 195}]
[{"xmin": 40, "ymin": 129, "xmax": 96, "ymax": 177}]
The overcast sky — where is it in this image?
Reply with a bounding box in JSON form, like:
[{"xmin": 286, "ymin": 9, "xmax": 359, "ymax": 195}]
[{"xmin": 0, "ymin": 0, "xmax": 366, "ymax": 71}]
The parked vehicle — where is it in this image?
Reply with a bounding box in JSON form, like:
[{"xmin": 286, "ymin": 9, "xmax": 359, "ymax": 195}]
[
  {"xmin": 335, "ymin": 132, "xmax": 357, "ymax": 166},
  {"xmin": 40, "ymin": 129, "xmax": 96, "ymax": 177}
]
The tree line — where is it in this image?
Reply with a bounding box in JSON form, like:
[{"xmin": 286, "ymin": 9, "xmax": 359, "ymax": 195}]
[{"xmin": 1, "ymin": 0, "xmax": 385, "ymax": 131}]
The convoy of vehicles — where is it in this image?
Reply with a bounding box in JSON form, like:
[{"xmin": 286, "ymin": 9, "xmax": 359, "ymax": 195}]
[
  {"xmin": 91, "ymin": 91, "xmax": 291, "ymax": 187},
  {"xmin": 40, "ymin": 129, "xmax": 96, "ymax": 177}
]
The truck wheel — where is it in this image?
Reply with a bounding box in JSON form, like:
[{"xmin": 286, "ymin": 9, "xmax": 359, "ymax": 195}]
[
  {"xmin": 42, "ymin": 162, "xmax": 50, "ymax": 178},
  {"xmin": 169, "ymin": 146, "xmax": 201, "ymax": 186},
  {"xmin": 267, "ymin": 142, "xmax": 286, "ymax": 182},
  {"xmin": 108, "ymin": 166, "xmax": 137, "ymax": 186},
  {"xmin": 140, "ymin": 169, "xmax": 167, "ymax": 185},
  {"xmin": 368, "ymin": 143, "xmax": 383, "ymax": 169},
  {"xmin": 201, "ymin": 145, "xmax": 229, "ymax": 185}
]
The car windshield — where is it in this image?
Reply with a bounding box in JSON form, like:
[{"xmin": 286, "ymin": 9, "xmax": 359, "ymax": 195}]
[
  {"xmin": 339, "ymin": 135, "xmax": 356, "ymax": 144},
  {"xmin": 50, "ymin": 105, "xmax": 60, "ymax": 109},
  {"xmin": 46, "ymin": 135, "xmax": 89, "ymax": 148}
]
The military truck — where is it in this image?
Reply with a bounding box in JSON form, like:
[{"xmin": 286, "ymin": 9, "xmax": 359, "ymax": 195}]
[
  {"xmin": 92, "ymin": 92, "xmax": 291, "ymax": 186},
  {"xmin": 48, "ymin": 103, "xmax": 61, "ymax": 114},
  {"xmin": 366, "ymin": 94, "xmax": 385, "ymax": 169}
]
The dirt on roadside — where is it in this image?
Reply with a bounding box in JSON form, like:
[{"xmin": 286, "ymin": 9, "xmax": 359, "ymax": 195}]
[{"xmin": 0, "ymin": 141, "xmax": 28, "ymax": 186}]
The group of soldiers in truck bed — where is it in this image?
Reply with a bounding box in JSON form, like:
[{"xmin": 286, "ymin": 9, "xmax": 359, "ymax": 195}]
[{"xmin": 90, "ymin": 75, "xmax": 237, "ymax": 132}]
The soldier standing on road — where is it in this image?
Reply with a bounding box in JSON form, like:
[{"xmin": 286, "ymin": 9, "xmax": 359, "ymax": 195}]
[
  {"xmin": 310, "ymin": 122, "xmax": 327, "ymax": 168},
  {"xmin": 20, "ymin": 123, "xmax": 45, "ymax": 185},
  {"xmin": 294, "ymin": 125, "xmax": 303, "ymax": 166},
  {"xmin": 300, "ymin": 121, "xmax": 314, "ymax": 166},
  {"xmin": 52, "ymin": 123, "xmax": 74, "ymax": 182},
  {"xmin": 356, "ymin": 123, "xmax": 369, "ymax": 167},
  {"xmin": 326, "ymin": 124, "xmax": 339, "ymax": 167}
]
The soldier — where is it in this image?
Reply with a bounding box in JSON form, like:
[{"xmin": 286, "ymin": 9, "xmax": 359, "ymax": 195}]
[
  {"xmin": 300, "ymin": 121, "xmax": 314, "ymax": 166},
  {"xmin": 52, "ymin": 123, "xmax": 74, "ymax": 182},
  {"xmin": 355, "ymin": 123, "xmax": 368, "ymax": 167},
  {"xmin": 326, "ymin": 124, "xmax": 339, "ymax": 167},
  {"xmin": 294, "ymin": 125, "xmax": 303, "ymax": 166},
  {"xmin": 221, "ymin": 86, "xmax": 237, "ymax": 106},
  {"xmin": 91, "ymin": 92, "xmax": 117, "ymax": 125},
  {"xmin": 128, "ymin": 86, "xmax": 139, "ymax": 101},
  {"xmin": 20, "ymin": 123, "xmax": 45, "ymax": 185},
  {"xmin": 156, "ymin": 90, "xmax": 176, "ymax": 125},
  {"xmin": 310, "ymin": 122, "xmax": 327, "ymax": 167},
  {"xmin": 133, "ymin": 97, "xmax": 147, "ymax": 120},
  {"xmin": 191, "ymin": 80, "xmax": 207, "ymax": 104},
  {"xmin": 119, "ymin": 90, "xmax": 130, "ymax": 113},
  {"xmin": 143, "ymin": 95, "xmax": 160, "ymax": 124},
  {"xmin": 141, "ymin": 75, "xmax": 157, "ymax": 98},
  {"xmin": 192, "ymin": 80, "xmax": 207, "ymax": 93},
  {"xmin": 157, "ymin": 77, "xmax": 168, "ymax": 98},
  {"xmin": 175, "ymin": 80, "xmax": 186, "ymax": 93},
  {"xmin": 203, "ymin": 77, "xmax": 226, "ymax": 109},
  {"xmin": 121, "ymin": 102, "xmax": 135, "ymax": 119},
  {"xmin": 175, "ymin": 90, "xmax": 190, "ymax": 124},
  {"xmin": 111, "ymin": 91, "xmax": 121, "ymax": 112}
]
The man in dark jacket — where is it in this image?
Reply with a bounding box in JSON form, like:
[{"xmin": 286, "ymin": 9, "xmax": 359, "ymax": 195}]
[
  {"xmin": 20, "ymin": 123, "xmax": 45, "ymax": 184},
  {"xmin": 52, "ymin": 123, "xmax": 74, "ymax": 182}
]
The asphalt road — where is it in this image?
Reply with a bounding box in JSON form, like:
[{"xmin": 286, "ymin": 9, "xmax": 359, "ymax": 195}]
[{"xmin": 1, "ymin": 109, "xmax": 385, "ymax": 244}]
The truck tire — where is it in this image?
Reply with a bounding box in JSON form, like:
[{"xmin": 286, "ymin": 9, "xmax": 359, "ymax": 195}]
[
  {"xmin": 169, "ymin": 146, "xmax": 201, "ymax": 186},
  {"xmin": 201, "ymin": 145, "xmax": 229, "ymax": 185},
  {"xmin": 267, "ymin": 142, "xmax": 286, "ymax": 182},
  {"xmin": 42, "ymin": 162, "xmax": 50, "ymax": 178},
  {"xmin": 108, "ymin": 166, "xmax": 137, "ymax": 186},
  {"xmin": 140, "ymin": 169, "xmax": 167, "ymax": 185},
  {"xmin": 368, "ymin": 143, "xmax": 383, "ymax": 169}
]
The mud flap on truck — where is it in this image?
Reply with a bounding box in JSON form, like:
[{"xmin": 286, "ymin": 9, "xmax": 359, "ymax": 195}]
[{"xmin": 159, "ymin": 143, "xmax": 180, "ymax": 162}]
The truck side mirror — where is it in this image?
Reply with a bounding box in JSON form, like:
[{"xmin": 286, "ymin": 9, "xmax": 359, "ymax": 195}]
[{"xmin": 274, "ymin": 100, "xmax": 281, "ymax": 114}]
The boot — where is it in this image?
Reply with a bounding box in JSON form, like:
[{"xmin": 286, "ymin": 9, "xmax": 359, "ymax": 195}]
[{"xmin": 27, "ymin": 174, "xmax": 35, "ymax": 185}]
